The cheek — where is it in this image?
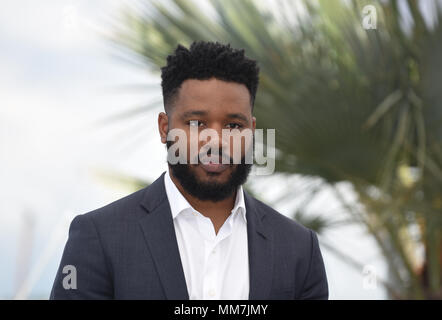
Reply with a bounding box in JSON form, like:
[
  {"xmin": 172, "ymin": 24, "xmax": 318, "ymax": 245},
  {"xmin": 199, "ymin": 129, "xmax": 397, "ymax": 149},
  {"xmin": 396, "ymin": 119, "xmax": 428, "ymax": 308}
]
[
  {"xmin": 167, "ymin": 125, "xmax": 193, "ymax": 162},
  {"xmin": 226, "ymin": 134, "xmax": 253, "ymax": 160},
  {"xmin": 189, "ymin": 133, "xmax": 203, "ymax": 162}
]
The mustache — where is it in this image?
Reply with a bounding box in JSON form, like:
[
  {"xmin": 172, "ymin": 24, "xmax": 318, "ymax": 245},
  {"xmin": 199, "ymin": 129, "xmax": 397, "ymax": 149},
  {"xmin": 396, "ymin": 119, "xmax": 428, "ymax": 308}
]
[{"xmin": 166, "ymin": 140, "xmax": 254, "ymax": 165}]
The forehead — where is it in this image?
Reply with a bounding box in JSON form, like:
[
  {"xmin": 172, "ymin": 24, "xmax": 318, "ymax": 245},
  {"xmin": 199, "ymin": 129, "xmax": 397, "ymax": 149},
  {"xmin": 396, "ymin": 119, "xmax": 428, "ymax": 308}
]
[{"xmin": 173, "ymin": 78, "xmax": 251, "ymax": 115}]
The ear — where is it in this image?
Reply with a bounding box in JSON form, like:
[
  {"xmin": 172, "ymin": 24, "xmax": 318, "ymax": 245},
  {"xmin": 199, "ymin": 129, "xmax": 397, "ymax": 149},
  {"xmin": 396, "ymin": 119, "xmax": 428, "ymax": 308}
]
[
  {"xmin": 158, "ymin": 112, "xmax": 169, "ymax": 144},
  {"xmin": 252, "ymin": 116, "xmax": 256, "ymax": 133}
]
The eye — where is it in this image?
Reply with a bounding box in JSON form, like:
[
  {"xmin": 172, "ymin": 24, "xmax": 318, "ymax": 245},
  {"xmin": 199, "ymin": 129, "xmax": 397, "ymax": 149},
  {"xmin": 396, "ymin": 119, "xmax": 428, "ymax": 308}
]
[
  {"xmin": 227, "ymin": 123, "xmax": 242, "ymax": 130},
  {"xmin": 188, "ymin": 120, "xmax": 204, "ymax": 127}
]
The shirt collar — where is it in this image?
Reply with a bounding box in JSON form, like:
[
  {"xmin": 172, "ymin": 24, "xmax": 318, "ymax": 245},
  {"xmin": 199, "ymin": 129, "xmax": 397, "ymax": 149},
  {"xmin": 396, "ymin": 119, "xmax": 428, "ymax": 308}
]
[{"xmin": 164, "ymin": 168, "xmax": 247, "ymax": 223}]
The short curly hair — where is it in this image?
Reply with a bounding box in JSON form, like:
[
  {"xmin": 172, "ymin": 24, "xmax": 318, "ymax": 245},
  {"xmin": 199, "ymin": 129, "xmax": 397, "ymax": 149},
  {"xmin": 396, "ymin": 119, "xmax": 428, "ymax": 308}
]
[{"xmin": 161, "ymin": 41, "xmax": 260, "ymax": 113}]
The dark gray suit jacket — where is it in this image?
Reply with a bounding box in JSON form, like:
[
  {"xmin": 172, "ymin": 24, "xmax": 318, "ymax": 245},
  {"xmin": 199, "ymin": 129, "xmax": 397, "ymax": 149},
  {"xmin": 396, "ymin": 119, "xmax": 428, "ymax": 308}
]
[{"xmin": 50, "ymin": 172, "xmax": 328, "ymax": 300}]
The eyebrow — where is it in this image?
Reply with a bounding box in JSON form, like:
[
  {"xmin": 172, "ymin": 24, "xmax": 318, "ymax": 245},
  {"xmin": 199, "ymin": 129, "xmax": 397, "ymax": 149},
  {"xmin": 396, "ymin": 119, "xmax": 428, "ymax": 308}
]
[
  {"xmin": 180, "ymin": 110, "xmax": 249, "ymax": 123},
  {"xmin": 180, "ymin": 110, "xmax": 208, "ymax": 119},
  {"xmin": 226, "ymin": 113, "xmax": 248, "ymax": 123}
]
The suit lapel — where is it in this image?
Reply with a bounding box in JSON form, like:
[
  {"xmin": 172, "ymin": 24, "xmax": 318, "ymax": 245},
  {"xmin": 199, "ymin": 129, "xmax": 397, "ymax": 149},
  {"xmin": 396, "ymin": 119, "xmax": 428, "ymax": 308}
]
[
  {"xmin": 245, "ymin": 191, "xmax": 274, "ymax": 300},
  {"xmin": 137, "ymin": 171, "xmax": 274, "ymax": 300},
  {"xmin": 138, "ymin": 172, "xmax": 189, "ymax": 300}
]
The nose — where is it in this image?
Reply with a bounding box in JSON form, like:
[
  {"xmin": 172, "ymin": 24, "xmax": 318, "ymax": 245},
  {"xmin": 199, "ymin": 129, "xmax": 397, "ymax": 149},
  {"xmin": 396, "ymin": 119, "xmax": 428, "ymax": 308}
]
[
  {"xmin": 202, "ymin": 124, "xmax": 229, "ymax": 149},
  {"xmin": 198, "ymin": 124, "xmax": 231, "ymax": 160}
]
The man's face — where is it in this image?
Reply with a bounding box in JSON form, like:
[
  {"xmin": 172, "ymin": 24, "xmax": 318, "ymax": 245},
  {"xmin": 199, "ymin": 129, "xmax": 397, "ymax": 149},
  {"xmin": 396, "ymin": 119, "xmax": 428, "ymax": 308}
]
[{"xmin": 159, "ymin": 77, "xmax": 256, "ymax": 201}]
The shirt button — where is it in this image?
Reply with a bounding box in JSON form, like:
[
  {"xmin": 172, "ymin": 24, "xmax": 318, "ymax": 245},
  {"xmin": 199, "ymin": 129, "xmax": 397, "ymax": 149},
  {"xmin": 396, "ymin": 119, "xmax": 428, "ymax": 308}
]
[
  {"xmin": 211, "ymin": 248, "xmax": 217, "ymax": 254},
  {"xmin": 208, "ymin": 289, "xmax": 216, "ymax": 297}
]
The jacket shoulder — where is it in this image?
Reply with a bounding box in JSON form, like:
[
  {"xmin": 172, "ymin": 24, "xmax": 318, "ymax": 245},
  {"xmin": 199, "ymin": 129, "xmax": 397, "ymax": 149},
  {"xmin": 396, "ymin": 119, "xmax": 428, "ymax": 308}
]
[
  {"xmin": 250, "ymin": 196, "xmax": 313, "ymax": 240},
  {"xmin": 76, "ymin": 186, "xmax": 148, "ymax": 225}
]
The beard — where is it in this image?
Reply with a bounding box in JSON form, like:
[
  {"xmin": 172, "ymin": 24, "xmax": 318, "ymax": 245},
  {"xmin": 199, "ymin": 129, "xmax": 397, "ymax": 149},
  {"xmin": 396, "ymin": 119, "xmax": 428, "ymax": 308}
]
[{"xmin": 166, "ymin": 139, "xmax": 253, "ymax": 202}]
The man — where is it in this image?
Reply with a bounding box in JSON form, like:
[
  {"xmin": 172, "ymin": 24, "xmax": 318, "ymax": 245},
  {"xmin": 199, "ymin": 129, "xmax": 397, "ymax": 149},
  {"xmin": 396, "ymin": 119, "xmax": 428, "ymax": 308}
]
[{"xmin": 50, "ymin": 41, "xmax": 328, "ymax": 300}]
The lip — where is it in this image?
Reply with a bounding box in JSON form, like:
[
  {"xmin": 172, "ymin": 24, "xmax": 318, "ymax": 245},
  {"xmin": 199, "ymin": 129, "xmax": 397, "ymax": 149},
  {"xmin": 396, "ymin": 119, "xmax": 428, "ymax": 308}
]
[{"xmin": 199, "ymin": 161, "xmax": 229, "ymax": 173}]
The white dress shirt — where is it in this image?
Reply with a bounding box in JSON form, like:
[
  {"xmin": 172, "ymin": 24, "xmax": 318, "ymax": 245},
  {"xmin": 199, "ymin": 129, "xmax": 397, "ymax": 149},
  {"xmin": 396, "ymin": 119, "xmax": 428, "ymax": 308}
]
[{"xmin": 164, "ymin": 168, "xmax": 249, "ymax": 300}]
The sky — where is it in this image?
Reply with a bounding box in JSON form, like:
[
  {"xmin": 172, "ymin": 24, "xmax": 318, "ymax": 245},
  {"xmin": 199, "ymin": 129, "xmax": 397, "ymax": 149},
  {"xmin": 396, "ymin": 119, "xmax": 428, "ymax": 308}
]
[{"xmin": 0, "ymin": 0, "xmax": 389, "ymax": 299}]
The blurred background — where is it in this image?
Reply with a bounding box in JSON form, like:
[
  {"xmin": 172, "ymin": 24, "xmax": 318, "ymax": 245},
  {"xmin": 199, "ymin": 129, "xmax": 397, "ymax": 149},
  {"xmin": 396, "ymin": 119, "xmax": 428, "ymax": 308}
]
[{"xmin": 0, "ymin": 0, "xmax": 441, "ymax": 300}]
